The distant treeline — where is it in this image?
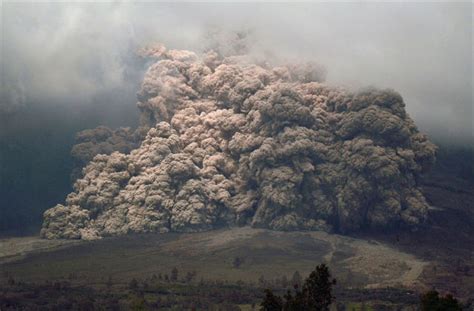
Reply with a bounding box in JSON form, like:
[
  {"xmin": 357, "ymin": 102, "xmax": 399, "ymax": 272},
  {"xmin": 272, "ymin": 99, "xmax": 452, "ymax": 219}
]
[{"xmin": 0, "ymin": 264, "xmax": 467, "ymax": 310}]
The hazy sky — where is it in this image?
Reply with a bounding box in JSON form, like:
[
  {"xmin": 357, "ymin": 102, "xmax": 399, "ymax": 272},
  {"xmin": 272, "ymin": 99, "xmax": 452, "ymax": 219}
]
[{"xmin": 1, "ymin": 1, "xmax": 472, "ymax": 144}]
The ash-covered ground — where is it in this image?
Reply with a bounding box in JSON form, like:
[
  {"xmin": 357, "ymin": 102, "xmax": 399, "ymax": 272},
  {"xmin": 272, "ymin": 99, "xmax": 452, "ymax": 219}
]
[{"xmin": 41, "ymin": 44, "xmax": 437, "ymax": 240}]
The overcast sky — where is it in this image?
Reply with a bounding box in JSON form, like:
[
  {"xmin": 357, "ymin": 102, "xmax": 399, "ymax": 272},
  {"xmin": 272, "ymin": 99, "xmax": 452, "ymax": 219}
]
[{"xmin": 1, "ymin": 1, "xmax": 472, "ymax": 144}]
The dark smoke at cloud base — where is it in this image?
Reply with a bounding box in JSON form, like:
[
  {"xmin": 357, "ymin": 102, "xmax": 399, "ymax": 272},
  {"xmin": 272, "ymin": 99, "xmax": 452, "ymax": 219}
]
[{"xmin": 0, "ymin": 100, "xmax": 139, "ymax": 235}]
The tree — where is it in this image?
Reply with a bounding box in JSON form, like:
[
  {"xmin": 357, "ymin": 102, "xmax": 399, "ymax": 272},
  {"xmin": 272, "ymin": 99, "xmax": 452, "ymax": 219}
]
[
  {"xmin": 233, "ymin": 256, "xmax": 244, "ymax": 269},
  {"xmin": 260, "ymin": 264, "xmax": 337, "ymax": 311},
  {"xmin": 283, "ymin": 289, "xmax": 304, "ymax": 310},
  {"xmin": 170, "ymin": 267, "xmax": 179, "ymax": 282},
  {"xmin": 185, "ymin": 271, "xmax": 197, "ymax": 283},
  {"xmin": 106, "ymin": 275, "xmax": 113, "ymax": 289},
  {"xmin": 291, "ymin": 271, "xmax": 302, "ymax": 289},
  {"xmin": 420, "ymin": 290, "xmax": 462, "ymax": 311},
  {"xmin": 301, "ymin": 264, "xmax": 336, "ymax": 311},
  {"xmin": 260, "ymin": 289, "xmax": 283, "ymax": 311},
  {"xmin": 7, "ymin": 275, "xmax": 15, "ymax": 286},
  {"xmin": 129, "ymin": 278, "xmax": 139, "ymax": 291},
  {"xmin": 129, "ymin": 294, "xmax": 147, "ymax": 311}
]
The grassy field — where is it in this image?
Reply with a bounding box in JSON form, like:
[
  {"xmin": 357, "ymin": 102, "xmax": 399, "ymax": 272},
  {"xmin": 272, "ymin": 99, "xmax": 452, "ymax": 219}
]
[
  {"xmin": 0, "ymin": 227, "xmax": 427, "ymax": 289},
  {"xmin": 0, "ymin": 227, "xmax": 429, "ymax": 310}
]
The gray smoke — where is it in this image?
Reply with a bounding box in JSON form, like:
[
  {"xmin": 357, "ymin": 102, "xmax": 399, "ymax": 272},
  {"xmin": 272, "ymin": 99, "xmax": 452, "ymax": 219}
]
[
  {"xmin": 1, "ymin": 2, "xmax": 472, "ymax": 144},
  {"xmin": 41, "ymin": 45, "xmax": 436, "ymax": 240}
]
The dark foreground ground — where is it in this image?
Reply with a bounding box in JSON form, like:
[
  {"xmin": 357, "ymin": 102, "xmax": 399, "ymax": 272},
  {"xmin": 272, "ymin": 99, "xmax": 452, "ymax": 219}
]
[
  {"xmin": 0, "ymin": 146, "xmax": 473, "ymax": 310},
  {"xmin": 0, "ymin": 227, "xmax": 430, "ymax": 310}
]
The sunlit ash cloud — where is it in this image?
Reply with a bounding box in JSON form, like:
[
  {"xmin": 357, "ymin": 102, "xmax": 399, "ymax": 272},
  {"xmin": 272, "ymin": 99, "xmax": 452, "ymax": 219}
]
[{"xmin": 41, "ymin": 44, "xmax": 436, "ymax": 240}]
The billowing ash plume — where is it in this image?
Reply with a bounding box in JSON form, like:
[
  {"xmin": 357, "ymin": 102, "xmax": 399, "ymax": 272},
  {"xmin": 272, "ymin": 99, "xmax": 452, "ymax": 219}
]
[
  {"xmin": 70, "ymin": 126, "xmax": 145, "ymax": 181},
  {"xmin": 41, "ymin": 44, "xmax": 436, "ymax": 240}
]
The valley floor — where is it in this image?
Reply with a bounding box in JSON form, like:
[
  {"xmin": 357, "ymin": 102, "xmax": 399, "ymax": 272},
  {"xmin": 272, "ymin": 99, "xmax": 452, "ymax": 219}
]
[
  {"xmin": 0, "ymin": 159, "xmax": 473, "ymax": 310},
  {"xmin": 0, "ymin": 227, "xmax": 428, "ymax": 310}
]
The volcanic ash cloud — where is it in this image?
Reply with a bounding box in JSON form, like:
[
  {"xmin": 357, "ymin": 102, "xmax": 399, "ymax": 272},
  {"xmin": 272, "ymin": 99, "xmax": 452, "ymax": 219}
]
[{"xmin": 41, "ymin": 45, "xmax": 437, "ymax": 240}]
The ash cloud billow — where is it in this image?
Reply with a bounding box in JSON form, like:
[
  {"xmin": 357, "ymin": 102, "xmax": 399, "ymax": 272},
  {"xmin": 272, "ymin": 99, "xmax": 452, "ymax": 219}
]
[
  {"xmin": 70, "ymin": 126, "xmax": 144, "ymax": 181},
  {"xmin": 41, "ymin": 44, "xmax": 437, "ymax": 240}
]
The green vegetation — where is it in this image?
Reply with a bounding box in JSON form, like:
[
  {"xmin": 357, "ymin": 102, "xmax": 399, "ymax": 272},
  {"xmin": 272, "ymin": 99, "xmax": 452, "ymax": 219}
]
[
  {"xmin": 260, "ymin": 264, "xmax": 336, "ymax": 311},
  {"xmin": 1, "ymin": 223, "xmax": 472, "ymax": 309},
  {"xmin": 420, "ymin": 290, "xmax": 462, "ymax": 311},
  {"xmin": 0, "ymin": 271, "xmax": 262, "ymax": 310},
  {"xmin": 2, "ymin": 266, "xmax": 467, "ymax": 310}
]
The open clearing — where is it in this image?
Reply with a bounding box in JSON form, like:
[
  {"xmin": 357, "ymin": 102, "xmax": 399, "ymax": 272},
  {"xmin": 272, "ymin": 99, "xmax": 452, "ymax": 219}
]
[{"xmin": 0, "ymin": 227, "xmax": 426, "ymax": 290}]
